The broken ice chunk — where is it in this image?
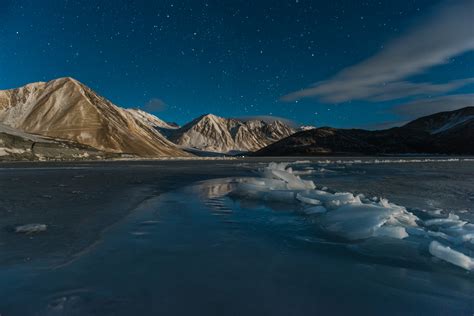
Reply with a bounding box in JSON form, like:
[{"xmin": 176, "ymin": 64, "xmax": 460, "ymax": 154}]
[
  {"xmin": 297, "ymin": 190, "xmax": 359, "ymax": 209},
  {"xmin": 373, "ymin": 226, "xmax": 409, "ymax": 239},
  {"xmin": 429, "ymin": 241, "xmax": 474, "ymax": 271},
  {"xmin": 321, "ymin": 203, "xmax": 394, "ymax": 240},
  {"xmin": 15, "ymin": 223, "xmax": 47, "ymax": 234},
  {"xmin": 424, "ymin": 213, "xmax": 466, "ymax": 228},
  {"xmin": 296, "ymin": 192, "xmax": 322, "ymax": 205},
  {"xmin": 267, "ymin": 169, "xmax": 315, "ymax": 190}
]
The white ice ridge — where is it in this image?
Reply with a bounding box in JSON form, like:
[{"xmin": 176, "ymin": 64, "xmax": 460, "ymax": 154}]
[
  {"xmin": 429, "ymin": 241, "xmax": 474, "ymax": 271},
  {"xmin": 283, "ymin": 158, "xmax": 474, "ymax": 165},
  {"xmin": 231, "ymin": 162, "xmax": 474, "ymax": 271}
]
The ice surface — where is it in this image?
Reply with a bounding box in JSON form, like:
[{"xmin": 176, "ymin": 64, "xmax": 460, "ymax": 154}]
[
  {"xmin": 2, "ymin": 161, "xmax": 474, "ymax": 316},
  {"xmin": 231, "ymin": 162, "xmax": 474, "ymax": 271},
  {"xmin": 264, "ymin": 190, "xmax": 297, "ymax": 203},
  {"xmin": 302, "ymin": 205, "xmax": 327, "ymax": 214}
]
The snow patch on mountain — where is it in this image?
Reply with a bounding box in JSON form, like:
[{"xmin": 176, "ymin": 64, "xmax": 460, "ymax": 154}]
[
  {"xmin": 126, "ymin": 108, "xmax": 179, "ymax": 130},
  {"xmin": 431, "ymin": 114, "xmax": 474, "ymax": 134}
]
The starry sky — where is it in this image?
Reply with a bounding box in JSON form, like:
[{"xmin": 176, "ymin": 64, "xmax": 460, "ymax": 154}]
[{"xmin": 0, "ymin": 0, "xmax": 473, "ymax": 128}]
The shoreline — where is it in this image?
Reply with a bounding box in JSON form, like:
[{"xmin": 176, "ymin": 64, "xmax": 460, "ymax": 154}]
[{"xmin": 1, "ymin": 155, "xmax": 474, "ymax": 168}]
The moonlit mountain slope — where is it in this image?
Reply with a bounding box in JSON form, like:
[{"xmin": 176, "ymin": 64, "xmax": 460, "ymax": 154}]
[
  {"xmin": 256, "ymin": 107, "xmax": 474, "ymax": 156},
  {"xmin": 170, "ymin": 113, "xmax": 296, "ymax": 153},
  {"xmin": 0, "ymin": 123, "xmax": 109, "ymax": 161},
  {"xmin": 0, "ymin": 78, "xmax": 189, "ymax": 157},
  {"xmin": 126, "ymin": 108, "xmax": 179, "ymax": 130}
]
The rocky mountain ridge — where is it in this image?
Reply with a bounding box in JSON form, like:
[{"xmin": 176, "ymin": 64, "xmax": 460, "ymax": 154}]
[
  {"xmin": 169, "ymin": 113, "xmax": 296, "ymax": 153},
  {"xmin": 255, "ymin": 107, "xmax": 474, "ymax": 156}
]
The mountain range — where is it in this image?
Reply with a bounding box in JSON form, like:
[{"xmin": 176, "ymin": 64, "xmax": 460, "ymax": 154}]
[
  {"xmin": 169, "ymin": 114, "xmax": 296, "ymax": 154},
  {"xmin": 0, "ymin": 77, "xmax": 472, "ymax": 160},
  {"xmin": 255, "ymin": 107, "xmax": 474, "ymax": 156}
]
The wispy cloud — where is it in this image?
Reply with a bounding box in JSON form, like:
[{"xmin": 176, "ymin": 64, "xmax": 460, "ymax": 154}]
[
  {"xmin": 357, "ymin": 94, "xmax": 473, "ymax": 130},
  {"xmin": 392, "ymin": 94, "xmax": 474, "ymax": 118},
  {"xmin": 282, "ymin": 0, "xmax": 474, "ymax": 103},
  {"xmin": 142, "ymin": 98, "xmax": 168, "ymax": 112}
]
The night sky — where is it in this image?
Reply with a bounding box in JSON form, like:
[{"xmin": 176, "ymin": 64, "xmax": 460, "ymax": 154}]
[{"xmin": 0, "ymin": 0, "xmax": 473, "ymax": 128}]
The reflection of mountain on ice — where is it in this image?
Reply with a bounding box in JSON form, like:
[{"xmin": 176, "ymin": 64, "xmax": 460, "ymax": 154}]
[{"xmin": 192, "ymin": 179, "xmax": 236, "ymax": 200}]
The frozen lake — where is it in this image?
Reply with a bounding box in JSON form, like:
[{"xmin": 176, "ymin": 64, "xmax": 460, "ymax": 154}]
[{"xmin": 0, "ymin": 158, "xmax": 473, "ymax": 315}]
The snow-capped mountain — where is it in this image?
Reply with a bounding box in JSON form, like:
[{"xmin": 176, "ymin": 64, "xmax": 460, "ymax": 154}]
[
  {"xmin": 0, "ymin": 77, "xmax": 189, "ymax": 157},
  {"xmin": 169, "ymin": 113, "xmax": 296, "ymax": 153},
  {"xmin": 255, "ymin": 107, "xmax": 474, "ymax": 156}
]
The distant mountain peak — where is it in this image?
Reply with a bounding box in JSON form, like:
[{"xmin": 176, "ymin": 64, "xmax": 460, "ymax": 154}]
[
  {"xmin": 170, "ymin": 113, "xmax": 296, "ymax": 153},
  {"xmin": 300, "ymin": 125, "xmax": 316, "ymax": 131},
  {"xmin": 200, "ymin": 113, "xmax": 219, "ymax": 119}
]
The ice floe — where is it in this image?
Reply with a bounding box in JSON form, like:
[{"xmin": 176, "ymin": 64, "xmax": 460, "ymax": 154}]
[
  {"xmin": 230, "ymin": 162, "xmax": 474, "ymax": 271},
  {"xmin": 429, "ymin": 241, "xmax": 474, "ymax": 271},
  {"xmin": 15, "ymin": 223, "xmax": 47, "ymax": 234}
]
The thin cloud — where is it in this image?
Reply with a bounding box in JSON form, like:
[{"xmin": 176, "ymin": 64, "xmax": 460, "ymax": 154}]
[
  {"xmin": 282, "ymin": 0, "xmax": 474, "ymax": 103},
  {"xmin": 142, "ymin": 98, "xmax": 167, "ymax": 112},
  {"xmin": 361, "ymin": 94, "xmax": 473, "ymax": 130}
]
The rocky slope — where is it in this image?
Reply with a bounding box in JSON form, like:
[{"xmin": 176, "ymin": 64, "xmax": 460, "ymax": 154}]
[
  {"xmin": 0, "ymin": 78, "xmax": 189, "ymax": 157},
  {"xmin": 255, "ymin": 107, "xmax": 474, "ymax": 156},
  {"xmin": 169, "ymin": 114, "xmax": 296, "ymax": 153},
  {"xmin": 0, "ymin": 123, "xmax": 113, "ymax": 161}
]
